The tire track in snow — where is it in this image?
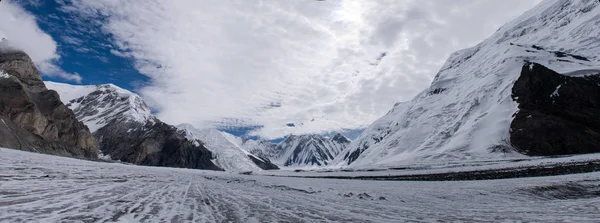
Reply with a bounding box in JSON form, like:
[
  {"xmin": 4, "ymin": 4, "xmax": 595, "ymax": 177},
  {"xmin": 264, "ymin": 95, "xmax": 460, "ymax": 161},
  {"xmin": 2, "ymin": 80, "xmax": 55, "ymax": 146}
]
[{"xmin": 3, "ymin": 149, "xmax": 600, "ymax": 222}]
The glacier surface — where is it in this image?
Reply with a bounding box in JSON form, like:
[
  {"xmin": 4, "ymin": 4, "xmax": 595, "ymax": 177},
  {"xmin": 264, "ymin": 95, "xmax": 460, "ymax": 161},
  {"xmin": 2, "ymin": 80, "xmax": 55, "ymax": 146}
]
[{"xmin": 1, "ymin": 148, "xmax": 600, "ymax": 222}]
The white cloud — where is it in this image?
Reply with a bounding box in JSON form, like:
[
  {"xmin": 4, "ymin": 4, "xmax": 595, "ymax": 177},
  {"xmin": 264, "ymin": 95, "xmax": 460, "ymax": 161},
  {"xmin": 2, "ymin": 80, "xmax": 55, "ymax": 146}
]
[
  {"xmin": 0, "ymin": 0, "xmax": 82, "ymax": 83},
  {"xmin": 64, "ymin": 0, "xmax": 541, "ymax": 139}
]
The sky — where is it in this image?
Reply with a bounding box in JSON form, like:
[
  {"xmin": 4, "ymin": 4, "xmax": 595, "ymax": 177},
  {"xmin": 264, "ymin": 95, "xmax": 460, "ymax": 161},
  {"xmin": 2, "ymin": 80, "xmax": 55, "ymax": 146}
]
[{"xmin": 0, "ymin": 0, "xmax": 543, "ymax": 140}]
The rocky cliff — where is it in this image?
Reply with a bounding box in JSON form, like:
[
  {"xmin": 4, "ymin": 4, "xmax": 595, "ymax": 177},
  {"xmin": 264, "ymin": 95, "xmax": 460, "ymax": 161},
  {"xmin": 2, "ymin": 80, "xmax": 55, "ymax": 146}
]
[
  {"xmin": 511, "ymin": 63, "xmax": 600, "ymax": 156},
  {"xmin": 95, "ymin": 119, "xmax": 222, "ymax": 170},
  {"xmin": 0, "ymin": 50, "xmax": 97, "ymax": 158}
]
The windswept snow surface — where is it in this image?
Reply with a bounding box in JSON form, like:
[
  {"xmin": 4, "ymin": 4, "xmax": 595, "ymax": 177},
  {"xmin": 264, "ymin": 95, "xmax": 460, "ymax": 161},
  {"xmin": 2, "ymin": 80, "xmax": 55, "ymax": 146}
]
[
  {"xmin": 2, "ymin": 148, "xmax": 600, "ymax": 222},
  {"xmin": 178, "ymin": 124, "xmax": 263, "ymax": 172},
  {"xmin": 336, "ymin": 0, "xmax": 600, "ymax": 168},
  {"xmin": 45, "ymin": 81, "xmax": 152, "ymax": 132}
]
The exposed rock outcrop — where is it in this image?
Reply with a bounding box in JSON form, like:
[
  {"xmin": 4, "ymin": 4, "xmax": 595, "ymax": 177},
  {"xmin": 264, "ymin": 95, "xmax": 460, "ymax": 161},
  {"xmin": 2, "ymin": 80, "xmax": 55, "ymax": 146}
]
[
  {"xmin": 247, "ymin": 155, "xmax": 279, "ymax": 170},
  {"xmin": 0, "ymin": 50, "xmax": 97, "ymax": 158},
  {"xmin": 334, "ymin": 0, "xmax": 600, "ymax": 168},
  {"xmin": 44, "ymin": 82, "xmax": 222, "ymax": 170},
  {"xmin": 95, "ymin": 118, "xmax": 223, "ymax": 170},
  {"xmin": 511, "ymin": 63, "xmax": 600, "ymax": 156}
]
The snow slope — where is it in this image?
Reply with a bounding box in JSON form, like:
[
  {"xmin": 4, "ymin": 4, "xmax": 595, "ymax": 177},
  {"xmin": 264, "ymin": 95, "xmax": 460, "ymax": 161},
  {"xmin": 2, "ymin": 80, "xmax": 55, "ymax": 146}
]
[
  {"xmin": 236, "ymin": 138, "xmax": 279, "ymax": 160},
  {"xmin": 273, "ymin": 133, "xmax": 350, "ymax": 167},
  {"xmin": 178, "ymin": 124, "xmax": 265, "ymax": 172},
  {"xmin": 2, "ymin": 147, "xmax": 600, "ymax": 222},
  {"xmin": 336, "ymin": 0, "xmax": 600, "ymax": 168},
  {"xmin": 45, "ymin": 81, "xmax": 152, "ymax": 132}
]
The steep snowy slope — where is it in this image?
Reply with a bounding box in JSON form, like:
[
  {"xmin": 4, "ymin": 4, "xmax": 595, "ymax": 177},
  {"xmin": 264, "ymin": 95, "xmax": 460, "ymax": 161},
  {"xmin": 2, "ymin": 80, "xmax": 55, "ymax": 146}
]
[
  {"xmin": 178, "ymin": 124, "xmax": 278, "ymax": 172},
  {"xmin": 45, "ymin": 81, "xmax": 152, "ymax": 132},
  {"xmin": 237, "ymin": 138, "xmax": 279, "ymax": 160},
  {"xmin": 45, "ymin": 82, "xmax": 221, "ymax": 170},
  {"xmin": 273, "ymin": 133, "xmax": 350, "ymax": 167},
  {"xmin": 336, "ymin": 0, "xmax": 600, "ymax": 168}
]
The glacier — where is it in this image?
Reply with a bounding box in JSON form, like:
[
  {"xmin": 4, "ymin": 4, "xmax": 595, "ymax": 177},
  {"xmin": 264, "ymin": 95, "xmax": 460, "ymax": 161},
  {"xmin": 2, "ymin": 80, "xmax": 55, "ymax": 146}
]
[{"xmin": 2, "ymin": 147, "xmax": 600, "ymax": 222}]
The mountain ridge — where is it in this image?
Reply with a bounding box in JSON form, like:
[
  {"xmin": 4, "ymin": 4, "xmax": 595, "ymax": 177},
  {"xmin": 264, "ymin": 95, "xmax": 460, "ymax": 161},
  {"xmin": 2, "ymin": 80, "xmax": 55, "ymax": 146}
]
[
  {"xmin": 45, "ymin": 81, "xmax": 222, "ymax": 170},
  {"xmin": 335, "ymin": 0, "xmax": 600, "ymax": 168},
  {"xmin": 271, "ymin": 133, "xmax": 351, "ymax": 167},
  {"xmin": 177, "ymin": 124, "xmax": 279, "ymax": 172},
  {"xmin": 0, "ymin": 50, "xmax": 97, "ymax": 158}
]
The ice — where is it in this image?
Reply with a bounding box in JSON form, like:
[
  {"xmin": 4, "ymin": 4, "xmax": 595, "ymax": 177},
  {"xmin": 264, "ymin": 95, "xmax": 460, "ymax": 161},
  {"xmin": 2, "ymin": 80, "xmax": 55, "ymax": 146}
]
[
  {"xmin": 551, "ymin": 84, "xmax": 562, "ymax": 97},
  {"xmin": 1, "ymin": 148, "xmax": 600, "ymax": 222},
  {"xmin": 0, "ymin": 70, "xmax": 9, "ymax": 78}
]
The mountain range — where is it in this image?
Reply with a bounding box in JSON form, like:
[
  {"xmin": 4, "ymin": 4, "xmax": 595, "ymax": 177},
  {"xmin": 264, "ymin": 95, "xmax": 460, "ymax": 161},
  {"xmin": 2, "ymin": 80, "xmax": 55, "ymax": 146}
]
[
  {"xmin": 1, "ymin": 0, "xmax": 599, "ymax": 172},
  {"xmin": 267, "ymin": 134, "xmax": 350, "ymax": 167},
  {"xmin": 44, "ymin": 81, "xmax": 350, "ymax": 171}
]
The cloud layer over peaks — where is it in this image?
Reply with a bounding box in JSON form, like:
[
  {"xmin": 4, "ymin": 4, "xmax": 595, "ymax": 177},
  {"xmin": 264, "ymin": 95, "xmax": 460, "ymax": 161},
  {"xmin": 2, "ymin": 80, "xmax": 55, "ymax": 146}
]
[{"xmin": 62, "ymin": 0, "xmax": 541, "ymax": 139}]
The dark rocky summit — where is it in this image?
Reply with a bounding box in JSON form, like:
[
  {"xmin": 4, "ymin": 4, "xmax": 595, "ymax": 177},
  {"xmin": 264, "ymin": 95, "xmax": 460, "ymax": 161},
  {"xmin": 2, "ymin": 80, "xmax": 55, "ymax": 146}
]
[
  {"xmin": 95, "ymin": 118, "xmax": 223, "ymax": 170},
  {"xmin": 331, "ymin": 133, "xmax": 351, "ymax": 144},
  {"xmin": 0, "ymin": 50, "xmax": 97, "ymax": 158},
  {"xmin": 511, "ymin": 62, "xmax": 600, "ymax": 156}
]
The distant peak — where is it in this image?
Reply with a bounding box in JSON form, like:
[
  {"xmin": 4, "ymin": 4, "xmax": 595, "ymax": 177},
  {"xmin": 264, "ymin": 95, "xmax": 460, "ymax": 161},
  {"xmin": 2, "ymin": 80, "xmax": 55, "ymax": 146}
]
[{"xmin": 331, "ymin": 133, "xmax": 351, "ymax": 144}]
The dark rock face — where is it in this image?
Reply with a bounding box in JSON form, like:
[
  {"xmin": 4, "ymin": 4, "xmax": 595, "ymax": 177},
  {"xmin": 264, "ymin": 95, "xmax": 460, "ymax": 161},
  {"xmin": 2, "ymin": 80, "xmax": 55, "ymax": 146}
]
[
  {"xmin": 343, "ymin": 144, "xmax": 366, "ymax": 165},
  {"xmin": 0, "ymin": 51, "xmax": 97, "ymax": 158},
  {"xmin": 95, "ymin": 118, "xmax": 223, "ymax": 171},
  {"xmin": 511, "ymin": 62, "xmax": 600, "ymax": 156},
  {"xmin": 331, "ymin": 133, "xmax": 351, "ymax": 144},
  {"xmin": 247, "ymin": 155, "xmax": 279, "ymax": 170}
]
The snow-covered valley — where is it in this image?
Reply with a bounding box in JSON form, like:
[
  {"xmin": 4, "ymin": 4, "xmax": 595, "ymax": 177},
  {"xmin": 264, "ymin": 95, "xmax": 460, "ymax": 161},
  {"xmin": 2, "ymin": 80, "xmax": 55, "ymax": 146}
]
[
  {"xmin": 2, "ymin": 148, "xmax": 600, "ymax": 222},
  {"xmin": 2, "ymin": 0, "xmax": 600, "ymax": 222}
]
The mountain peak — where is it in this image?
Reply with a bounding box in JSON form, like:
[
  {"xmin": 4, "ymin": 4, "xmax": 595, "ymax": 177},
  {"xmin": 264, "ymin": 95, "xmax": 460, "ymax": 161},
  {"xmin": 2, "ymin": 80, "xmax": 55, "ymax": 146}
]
[
  {"xmin": 273, "ymin": 133, "xmax": 350, "ymax": 167},
  {"xmin": 177, "ymin": 124, "xmax": 279, "ymax": 171},
  {"xmin": 331, "ymin": 133, "xmax": 351, "ymax": 144},
  {"xmin": 45, "ymin": 81, "xmax": 152, "ymax": 132},
  {"xmin": 336, "ymin": 0, "xmax": 600, "ymax": 168}
]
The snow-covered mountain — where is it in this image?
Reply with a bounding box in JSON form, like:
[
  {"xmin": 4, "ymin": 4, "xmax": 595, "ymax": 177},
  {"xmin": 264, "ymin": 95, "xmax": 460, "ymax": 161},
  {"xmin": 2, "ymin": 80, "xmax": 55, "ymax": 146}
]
[
  {"xmin": 272, "ymin": 133, "xmax": 350, "ymax": 167},
  {"xmin": 44, "ymin": 81, "xmax": 152, "ymax": 132},
  {"xmin": 237, "ymin": 138, "xmax": 279, "ymax": 160},
  {"xmin": 335, "ymin": 0, "xmax": 600, "ymax": 168},
  {"xmin": 45, "ymin": 82, "xmax": 222, "ymax": 170},
  {"xmin": 45, "ymin": 81, "xmax": 278, "ymax": 171},
  {"xmin": 178, "ymin": 124, "xmax": 279, "ymax": 172}
]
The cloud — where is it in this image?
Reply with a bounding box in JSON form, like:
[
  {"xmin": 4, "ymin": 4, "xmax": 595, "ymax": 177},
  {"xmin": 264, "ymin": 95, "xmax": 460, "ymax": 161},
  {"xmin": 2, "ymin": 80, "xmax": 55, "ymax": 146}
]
[
  {"xmin": 63, "ymin": 0, "xmax": 541, "ymax": 139},
  {"xmin": 0, "ymin": 0, "xmax": 82, "ymax": 83}
]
